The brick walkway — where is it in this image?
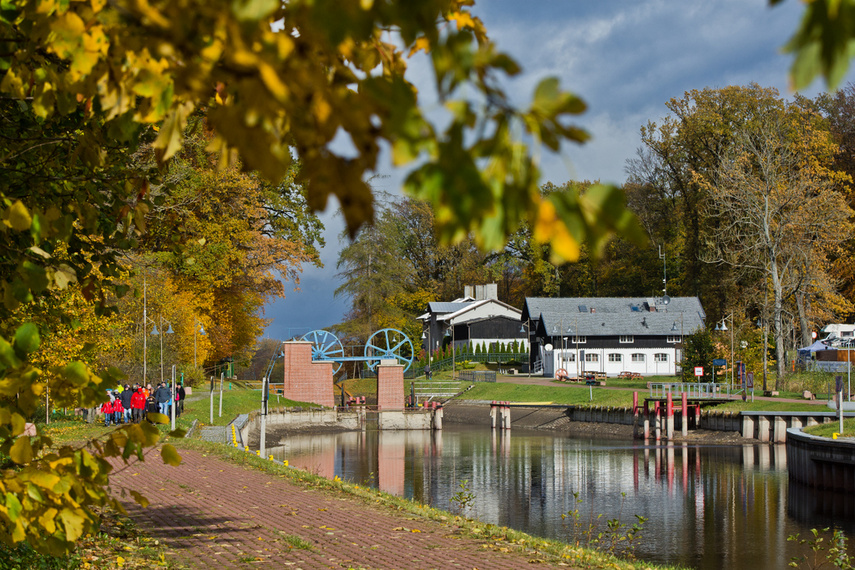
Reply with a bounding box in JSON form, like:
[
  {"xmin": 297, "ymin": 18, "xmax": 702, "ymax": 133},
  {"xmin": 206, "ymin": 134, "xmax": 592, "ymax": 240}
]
[{"xmin": 108, "ymin": 448, "xmax": 567, "ymax": 569}]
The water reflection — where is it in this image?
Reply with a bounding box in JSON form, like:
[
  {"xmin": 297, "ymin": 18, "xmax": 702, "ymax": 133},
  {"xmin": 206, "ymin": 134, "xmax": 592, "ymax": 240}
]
[{"xmin": 266, "ymin": 428, "xmax": 855, "ymax": 569}]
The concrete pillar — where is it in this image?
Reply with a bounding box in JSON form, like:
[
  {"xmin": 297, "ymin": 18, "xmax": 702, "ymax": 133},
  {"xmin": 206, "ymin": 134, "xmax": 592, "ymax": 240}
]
[
  {"xmin": 757, "ymin": 415, "xmax": 770, "ymax": 442},
  {"xmin": 790, "ymin": 416, "xmax": 803, "ymax": 430},
  {"xmin": 681, "ymin": 392, "xmax": 688, "ymax": 437},
  {"xmin": 773, "ymin": 416, "xmax": 787, "ymax": 443},
  {"xmin": 502, "ymin": 403, "xmax": 511, "ymax": 430},
  {"xmin": 742, "ymin": 415, "xmax": 755, "ymax": 439},
  {"xmin": 433, "ymin": 406, "xmax": 443, "ymax": 430},
  {"xmin": 377, "ymin": 364, "xmax": 405, "ymax": 410},
  {"xmin": 490, "ymin": 402, "xmax": 497, "ymax": 429}
]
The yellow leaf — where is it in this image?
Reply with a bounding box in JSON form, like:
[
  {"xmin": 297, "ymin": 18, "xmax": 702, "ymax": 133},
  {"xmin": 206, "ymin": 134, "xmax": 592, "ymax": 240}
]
[
  {"xmin": 258, "ymin": 62, "xmax": 289, "ymax": 102},
  {"xmin": 146, "ymin": 412, "xmax": 169, "ymax": 424},
  {"xmin": 9, "ymin": 437, "xmax": 33, "ymax": 464},
  {"xmin": 6, "ymin": 201, "xmax": 32, "ymax": 231},
  {"xmin": 117, "ymin": 556, "xmax": 125, "ymax": 566},
  {"xmin": 161, "ymin": 444, "xmax": 182, "ymax": 466},
  {"xmin": 533, "ymin": 199, "xmax": 580, "ymax": 262},
  {"xmin": 60, "ymin": 508, "xmax": 85, "ymax": 542},
  {"xmin": 408, "ymin": 37, "xmax": 430, "ymax": 57}
]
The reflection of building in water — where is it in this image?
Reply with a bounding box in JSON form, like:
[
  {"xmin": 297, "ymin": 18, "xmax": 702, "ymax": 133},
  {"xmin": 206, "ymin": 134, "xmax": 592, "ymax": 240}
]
[{"xmin": 263, "ymin": 429, "xmax": 822, "ymax": 570}]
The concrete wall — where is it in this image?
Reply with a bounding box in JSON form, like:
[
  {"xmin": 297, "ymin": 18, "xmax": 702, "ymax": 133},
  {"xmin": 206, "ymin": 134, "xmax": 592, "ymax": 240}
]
[
  {"xmin": 255, "ymin": 408, "xmax": 365, "ymax": 430},
  {"xmin": 787, "ymin": 428, "xmax": 855, "ymax": 492},
  {"xmin": 377, "ymin": 410, "xmax": 433, "ymax": 430}
]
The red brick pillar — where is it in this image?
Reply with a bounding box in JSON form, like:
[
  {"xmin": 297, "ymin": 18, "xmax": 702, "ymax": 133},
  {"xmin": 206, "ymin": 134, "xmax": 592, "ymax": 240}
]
[
  {"xmin": 376, "ymin": 365, "xmax": 404, "ymax": 410},
  {"xmin": 280, "ymin": 341, "xmax": 334, "ymax": 408}
]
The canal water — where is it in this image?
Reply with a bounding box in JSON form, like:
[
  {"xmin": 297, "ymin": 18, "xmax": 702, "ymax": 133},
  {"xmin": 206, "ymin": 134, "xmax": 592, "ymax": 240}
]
[{"xmin": 266, "ymin": 427, "xmax": 855, "ymax": 569}]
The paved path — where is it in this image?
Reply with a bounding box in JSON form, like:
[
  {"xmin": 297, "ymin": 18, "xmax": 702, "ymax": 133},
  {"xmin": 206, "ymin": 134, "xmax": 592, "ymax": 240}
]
[{"xmin": 109, "ymin": 448, "xmax": 568, "ymax": 570}]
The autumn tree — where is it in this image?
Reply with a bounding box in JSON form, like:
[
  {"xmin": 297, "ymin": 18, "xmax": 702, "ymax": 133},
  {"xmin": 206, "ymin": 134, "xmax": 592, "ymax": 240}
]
[{"xmin": 701, "ymin": 102, "xmax": 852, "ymax": 386}]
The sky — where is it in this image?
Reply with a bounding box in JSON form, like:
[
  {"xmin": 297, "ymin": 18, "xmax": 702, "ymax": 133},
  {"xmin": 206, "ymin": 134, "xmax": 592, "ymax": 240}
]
[{"xmin": 262, "ymin": 0, "xmax": 854, "ymax": 341}]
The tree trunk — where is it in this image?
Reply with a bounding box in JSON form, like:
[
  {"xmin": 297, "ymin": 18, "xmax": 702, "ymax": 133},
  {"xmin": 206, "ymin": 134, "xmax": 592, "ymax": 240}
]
[
  {"xmin": 796, "ymin": 292, "xmax": 812, "ymax": 347},
  {"xmin": 771, "ymin": 258, "xmax": 786, "ymax": 388}
]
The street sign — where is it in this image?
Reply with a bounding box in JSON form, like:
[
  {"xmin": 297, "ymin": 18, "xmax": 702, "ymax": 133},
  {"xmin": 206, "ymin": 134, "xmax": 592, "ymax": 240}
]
[
  {"xmin": 712, "ymin": 359, "xmax": 726, "ymax": 366},
  {"xmin": 746, "ymin": 372, "xmax": 754, "ymax": 389},
  {"xmin": 694, "ymin": 366, "xmax": 704, "ymax": 377}
]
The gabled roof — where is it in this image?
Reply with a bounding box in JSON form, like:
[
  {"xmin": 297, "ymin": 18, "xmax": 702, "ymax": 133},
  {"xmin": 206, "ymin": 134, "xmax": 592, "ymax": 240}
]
[{"xmin": 523, "ymin": 296, "xmax": 706, "ymax": 337}]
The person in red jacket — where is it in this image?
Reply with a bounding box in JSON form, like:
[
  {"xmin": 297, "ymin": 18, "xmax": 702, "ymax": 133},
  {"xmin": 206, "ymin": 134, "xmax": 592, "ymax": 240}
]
[
  {"xmin": 112, "ymin": 397, "xmax": 124, "ymax": 425},
  {"xmin": 131, "ymin": 386, "xmax": 146, "ymax": 424},
  {"xmin": 101, "ymin": 397, "xmax": 113, "ymax": 427}
]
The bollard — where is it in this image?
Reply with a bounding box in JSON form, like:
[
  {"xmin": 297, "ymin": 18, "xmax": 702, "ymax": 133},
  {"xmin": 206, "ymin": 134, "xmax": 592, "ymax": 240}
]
[
  {"xmin": 681, "ymin": 392, "xmax": 688, "ymax": 437},
  {"xmin": 504, "ymin": 402, "xmax": 512, "ymax": 430},
  {"xmin": 490, "ymin": 402, "xmax": 497, "ymax": 429}
]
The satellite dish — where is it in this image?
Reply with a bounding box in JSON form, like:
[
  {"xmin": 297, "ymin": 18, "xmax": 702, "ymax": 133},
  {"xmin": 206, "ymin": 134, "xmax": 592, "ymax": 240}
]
[
  {"xmin": 661, "ymin": 295, "xmax": 671, "ymax": 305},
  {"xmin": 544, "ymin": 343, "xmax": 554, "ymax": 352}
]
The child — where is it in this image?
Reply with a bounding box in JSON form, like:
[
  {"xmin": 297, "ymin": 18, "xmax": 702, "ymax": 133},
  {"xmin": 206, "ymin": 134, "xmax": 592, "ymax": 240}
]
[{"xmin": 101, "ymin": 396, "xmax": 113, "ymax": 427}]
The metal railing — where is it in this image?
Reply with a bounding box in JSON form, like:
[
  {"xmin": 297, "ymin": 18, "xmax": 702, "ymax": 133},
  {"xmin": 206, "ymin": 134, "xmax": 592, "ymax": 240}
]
[
  {"xmin": 648, "ymin": 382, "xmax": 724, "ymax": 399},
  {"xmin": 458, "ymin": 371, "xmax": 496, "ymax": 382},
  {"xmin": 411, "ymin": 380, "xmax": 461, "ymax": 399}
]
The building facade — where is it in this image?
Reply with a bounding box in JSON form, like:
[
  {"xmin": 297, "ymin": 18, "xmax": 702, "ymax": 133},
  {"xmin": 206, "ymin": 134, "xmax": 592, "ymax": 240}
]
[{"xmin": 521, "ymin": 296, "xmax": 706, "ymax": 378}]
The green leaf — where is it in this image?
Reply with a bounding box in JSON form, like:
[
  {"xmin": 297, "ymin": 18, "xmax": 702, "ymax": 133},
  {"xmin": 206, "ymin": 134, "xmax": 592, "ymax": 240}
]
[
  {"xmin": 60, "ymin": 362, "xmax": 89, "ymax": 386},
  {"xmin": 160, "ymin": 444, "xmax": 182, "ymax": 466},
  {"xmin": 13, "ymin": 323, "xmax": 40, "ymax": 355}
]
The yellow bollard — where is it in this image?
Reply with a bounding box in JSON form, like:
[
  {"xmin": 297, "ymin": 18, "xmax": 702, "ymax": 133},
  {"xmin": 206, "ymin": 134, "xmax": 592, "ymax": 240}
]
[
  {"xmin": 283, "ymin": 460, "xmax": 288, "ymax": 467},
  {"xmin": 834, "ymin": 433, "xmax": 840, "ymax": 439},
  {"xmin": 269, "ymin": 455, "xmax": 274, "ymax": 461}
]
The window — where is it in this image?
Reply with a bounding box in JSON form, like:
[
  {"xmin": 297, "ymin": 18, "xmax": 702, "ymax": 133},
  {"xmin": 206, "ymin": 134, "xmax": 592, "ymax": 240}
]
[
  {"xmin": 619, "ymin": 335, "xmax": 633, "ymax": 344},
  {"xmin": 585, "ymin": 353, "xmax": 599, "ymax": 362},
  {"xmin": 667, "ymin": 335, "xmax": 681, "ymax": 343},
  {"xmin": 654, "ymin": 353, "xmax": 668, "ymax": 362},
  {"xmin": 631, "ymin": 353, "xmax": 645, "ymax": 362},
  {"xmin": 564, "ymin": 353, "xmax": 576, "ymax": 362},
  {"xmin": 573, "ymin": 336, "xmax": 587, "ymax": 344},
  {"xmin": 608, "ymin": 353, "xmax": 622, "ymax": 362}
]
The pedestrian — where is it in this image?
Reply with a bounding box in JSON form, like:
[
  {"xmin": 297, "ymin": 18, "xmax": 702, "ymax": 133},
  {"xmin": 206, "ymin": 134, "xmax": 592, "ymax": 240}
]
[
  {"xmin": 101, "ymin": 393, "xmax": 113, "ymax": 427},
  {"xmin": 178, "ymin": 383, "xmax": 186, "ymax": 414},
  {"xmin": 112, "ymin": 396, "xmax": 124, "ymax": 425},
  {"xmin": 120, "ymin": 384, "xmax": 133, "ymax": 424},
  {"xmin": 131, "ymin": 386, "xmax": 146, "ymax": 424},
  {"xmin": 155, "ymin": 382, "xmax": 172, "ymax": 416},
  {"xmin": 144, "ymin": 383, "xmax": 152, "ymax": 399}
]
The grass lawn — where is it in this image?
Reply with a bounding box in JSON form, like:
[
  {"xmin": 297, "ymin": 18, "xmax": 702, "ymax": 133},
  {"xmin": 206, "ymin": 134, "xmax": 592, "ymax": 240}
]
[{"xmin": 803, "ymin": 417, "xmax": 855, "ymax": 438}]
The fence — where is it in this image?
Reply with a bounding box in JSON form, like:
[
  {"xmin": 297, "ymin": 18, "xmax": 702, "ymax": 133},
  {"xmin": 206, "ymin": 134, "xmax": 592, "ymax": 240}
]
[
  {"xmin": 458, "ymin": 371, "xmax": 496, "ymax": 382},
  {"xmin": 648, "ymin": 382, "xmax": 724, "ymax": 399}
]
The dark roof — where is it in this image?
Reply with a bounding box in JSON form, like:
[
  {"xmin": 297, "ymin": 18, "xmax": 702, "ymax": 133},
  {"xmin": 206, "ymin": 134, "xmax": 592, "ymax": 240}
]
[
  {"xmin": 428, "ymin": 301, "xmax": 475, "ymax": 314},
  {"xmin": 522, "ymin": 297, "xmax": 705, "ymax": 337}
]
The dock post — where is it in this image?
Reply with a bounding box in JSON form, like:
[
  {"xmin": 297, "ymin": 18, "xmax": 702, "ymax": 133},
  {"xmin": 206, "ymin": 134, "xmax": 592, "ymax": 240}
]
[
  {"xmin": 490, "ymin": 401, "xmax": 497, "ymax": 429},
  {"xmin": 633, "ymin": 392, "xmax": 639, "ymax": 438},
  {"xmin": 643, "ymin": 400, "xmax": 650, "ymax": 440},
  {"xmin": 433, "ymin": 404, "xmax": 443, "ymax": 431},
  {"xmin": 666, "ymin": 392, "xmax": 674, "ymax": 440},
  {"xmin": 655, "ymin": 401, "xmax": 661, "ymax": 442},
  {"xmin": 681, "ymin": 392, "xmax": 688, "ymax": 437},
  {"xmin": 503, "ymin": 402, "xmax": 511, "ymax": 430}
]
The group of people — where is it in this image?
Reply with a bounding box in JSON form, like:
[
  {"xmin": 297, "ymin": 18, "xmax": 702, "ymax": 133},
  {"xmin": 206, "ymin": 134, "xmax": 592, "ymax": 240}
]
[{"xmin": 101, "ymin": 382, "xmax": 187, "ymax": 426}]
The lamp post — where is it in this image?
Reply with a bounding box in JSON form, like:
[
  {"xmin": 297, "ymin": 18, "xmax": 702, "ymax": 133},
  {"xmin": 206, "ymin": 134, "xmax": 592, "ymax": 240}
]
[
  {"xmin": 194, "ymin": 318, "xmax": 206, "ymax": 369},
  {"xmin": 714, "ymin": 314, "xmax": 734, "ymax": 394},
  {"xmin": 445, "ymin": 324, "xmax": 455, "ymax": 378},
  {"xmin": 519, "ymin": 321, "xmax": 530, "ymax": 377},
  {"xmin": 150, "ymin": 315, "xmax": 174, "ymax": 384}
]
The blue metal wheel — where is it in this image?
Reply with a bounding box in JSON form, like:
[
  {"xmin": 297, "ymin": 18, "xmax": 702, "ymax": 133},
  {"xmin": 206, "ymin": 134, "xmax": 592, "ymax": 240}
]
[
  {"xmin": 300, "ymin": 330, "xmax": 344, "ymax": 374},
  {"xmin": 365, "ymin": 328, "xmax": 414, "ymax": 372}
]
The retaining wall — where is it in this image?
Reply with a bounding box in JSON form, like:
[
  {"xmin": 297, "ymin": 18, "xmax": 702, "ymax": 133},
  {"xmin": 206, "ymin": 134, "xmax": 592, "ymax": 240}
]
[{"xmin": 787, "ymin": 428, "xmax": 855, "ymax": 492}]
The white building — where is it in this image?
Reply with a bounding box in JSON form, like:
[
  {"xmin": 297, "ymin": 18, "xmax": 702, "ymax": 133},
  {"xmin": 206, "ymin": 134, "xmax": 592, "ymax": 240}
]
[
  {"xmin": 418, "ymin": 284, "xmax": 528, "ymax": 357},
  {"xmin": 522, "ymin": 296, "xmax": 706, "ymax": 378}
]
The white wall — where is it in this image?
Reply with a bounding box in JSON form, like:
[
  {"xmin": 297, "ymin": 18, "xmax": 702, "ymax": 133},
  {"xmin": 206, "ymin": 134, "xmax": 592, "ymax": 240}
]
[{"xmin": 543, "ymin": 346, "xmax": 681, "ymax": 378}]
